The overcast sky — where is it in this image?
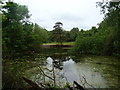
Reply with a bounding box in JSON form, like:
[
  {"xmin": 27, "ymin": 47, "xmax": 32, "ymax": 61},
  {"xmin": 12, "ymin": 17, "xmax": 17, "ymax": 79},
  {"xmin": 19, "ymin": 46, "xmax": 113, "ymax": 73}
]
[{"xmin": 14, "ymin": 0, "xmax": 105, "ymax": 31}]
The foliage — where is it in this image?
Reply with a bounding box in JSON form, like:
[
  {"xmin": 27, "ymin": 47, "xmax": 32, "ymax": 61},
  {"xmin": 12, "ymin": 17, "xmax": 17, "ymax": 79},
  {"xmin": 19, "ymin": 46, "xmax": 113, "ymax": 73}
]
[
  {"xmin": 49, "ymin": 27, "xmax": 79, "ymax": 42},
  {"xmin": 2, "ymin": 2, "xmax": 30, "ymax": 58},
  {"xmin": 97, "ymin": 1, "xmax": 120, "ymax": 55},
  {"xmin": 32, "ymin": 23, "xmax": 48, "ymax": 51},
  {"xmin": 51, "ymin": 22, "xmax": 65, "ymax": 45},
  {"xmin": 73, "ymin": 1, "xmax": 120, "ymax": 56},
  {"xmin": 73, "ymin": 28, "xmax": 106, "ymax": 54},
  {"xmin": 69, "ymin": 27, "xmax": 79, "ymax": 41},
  {"xmin": 2, "ymin": 2, "xmax": 49, "ymax": 59}
]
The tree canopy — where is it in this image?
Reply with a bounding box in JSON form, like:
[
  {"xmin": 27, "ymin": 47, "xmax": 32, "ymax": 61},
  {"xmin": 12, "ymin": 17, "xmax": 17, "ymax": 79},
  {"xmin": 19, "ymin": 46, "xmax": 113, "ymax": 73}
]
[
  {"xmin": 73, "ymin": 1, "xmax": 120, "ymax": 56},
  {"xmin": 2, "ymin": 2, "xmax": 49, "ymax": 59}
]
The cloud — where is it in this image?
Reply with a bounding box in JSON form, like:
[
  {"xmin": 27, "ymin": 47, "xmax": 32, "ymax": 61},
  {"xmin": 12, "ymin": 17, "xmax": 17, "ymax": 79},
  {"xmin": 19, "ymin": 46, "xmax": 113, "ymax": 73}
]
[
  {"xmin": 14, "ymin": 0, "xmax": 104, "ymax": 31},
  {"xmin": 53, "ymin": 13, "xmax": 85, "ymax": 22}
]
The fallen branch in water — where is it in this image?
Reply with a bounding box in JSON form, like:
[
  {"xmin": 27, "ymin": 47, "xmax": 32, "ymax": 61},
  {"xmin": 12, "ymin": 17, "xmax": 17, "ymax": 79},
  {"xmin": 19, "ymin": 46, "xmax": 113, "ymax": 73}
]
[
  {"xmin": 74, "ymin": 81, "xmax": 85, "ymax": 90},
  {"xmin": 82, "ymin": 76, "xmax": 96, "ymax": 90},
  {"xmin": 43, "ymin": 67, "xmax": 53, "ymax": 72},
  {"xmin": 67, "ymin": 85, "xmax": 73, "ymax": 90},
  {"xmin": 38, "ymin": 66, "xmax": 54, "ymax": 81},
  {"xmin": 22, "ymin": 76, "xmax": 96, "ymax": 90},
  {"xmin": 22, "ymin": 77, "xmax": 41, "ymax": 88},
  {"xmin": 79, "ymin": 74, "xmax": 86, "ymax": 88}
]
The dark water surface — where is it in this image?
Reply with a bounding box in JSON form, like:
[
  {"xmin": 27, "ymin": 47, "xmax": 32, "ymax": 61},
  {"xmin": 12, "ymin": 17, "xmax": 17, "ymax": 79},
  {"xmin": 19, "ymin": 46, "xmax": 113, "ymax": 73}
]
[{"xmin": 3, "ymin": 47, "xmax": 120, "ymax": 89}]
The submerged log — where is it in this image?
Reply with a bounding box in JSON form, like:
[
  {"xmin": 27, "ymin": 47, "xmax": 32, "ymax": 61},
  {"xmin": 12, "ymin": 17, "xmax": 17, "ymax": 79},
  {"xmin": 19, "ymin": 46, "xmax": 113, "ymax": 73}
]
[
  {"xmin": 74, "ymin": 81, "xmax": 85, "ymax": 90},
  {"xmin": 22, "ymin": 77, "xmax": 86, "ymax": 90},
  {"xmin": 67, "ymin": 86, "xmax": 73, "ymax": 90},
  {"xmin": 22, "ymin": 77, "xmax": 40, "ymax": 88}
]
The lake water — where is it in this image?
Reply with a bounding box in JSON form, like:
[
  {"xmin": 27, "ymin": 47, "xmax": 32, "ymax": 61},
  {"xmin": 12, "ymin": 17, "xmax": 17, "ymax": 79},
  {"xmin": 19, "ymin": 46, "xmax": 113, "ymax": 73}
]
[
  {"xmin": 3, "ymin": 47, "xmax": 120, "ymax": 89},
  {"xmin": 24, "ymin": 52, "xmax": 119, "ymax": 88}
]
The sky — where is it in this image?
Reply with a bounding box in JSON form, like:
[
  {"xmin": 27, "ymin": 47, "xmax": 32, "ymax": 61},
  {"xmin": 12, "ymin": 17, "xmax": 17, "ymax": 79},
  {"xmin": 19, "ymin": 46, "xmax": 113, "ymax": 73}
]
[{"xmin": 14, "ymin": 0, "xmax": 105, "ymax": 31}]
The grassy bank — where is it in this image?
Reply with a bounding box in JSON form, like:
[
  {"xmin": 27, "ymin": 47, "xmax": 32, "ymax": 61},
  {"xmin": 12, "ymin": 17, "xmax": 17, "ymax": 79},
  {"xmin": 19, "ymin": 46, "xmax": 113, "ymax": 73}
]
[{"xmin": 43, "ymin": 42, "xmax": 75, "ymax": 45}]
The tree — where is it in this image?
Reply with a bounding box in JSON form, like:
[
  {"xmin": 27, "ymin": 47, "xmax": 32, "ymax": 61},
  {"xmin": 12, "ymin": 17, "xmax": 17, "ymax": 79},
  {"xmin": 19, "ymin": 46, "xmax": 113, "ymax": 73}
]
[
  {"xmin": 64, "ymin": 31, "xmax": 71, "ymax": 42},
  {"xmin": 91, "ymin": 26, "xmax": 97, "ymax": 33},
  {"xmin": 97, "ymin": 1, "xmax": 120, "ymax": 55},
  {"xmin": 33, "ymin": 23, "xmax": 48, "ymax": 50},
  {"xmin": 2, "ymin": 2, "xmax": 34, "ymax": 58},
  {"xmin": 52, "ymin": 22, "xmax": 64, "ymax": 45},
  {"xmin": 73, "ymin": 1, "xmax": 120, "ymax": 56},
  {"xmin": 69, "ymin": 27, "xmax": 79, "ymax": 41}
]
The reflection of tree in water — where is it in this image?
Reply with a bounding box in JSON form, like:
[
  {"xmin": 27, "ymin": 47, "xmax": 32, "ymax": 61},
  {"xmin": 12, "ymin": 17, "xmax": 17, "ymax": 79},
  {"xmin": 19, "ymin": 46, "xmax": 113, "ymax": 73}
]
[{"xmin": 51, "ymin": 47, "xmax": 71, "ymax": 70}]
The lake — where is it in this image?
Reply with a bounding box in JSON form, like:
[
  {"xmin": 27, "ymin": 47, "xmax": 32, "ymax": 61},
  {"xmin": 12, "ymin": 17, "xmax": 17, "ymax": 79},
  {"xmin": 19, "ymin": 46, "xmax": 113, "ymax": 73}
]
[{"xmin": 3, "ymin": 47, "xmax": 120, "ymax": 89}]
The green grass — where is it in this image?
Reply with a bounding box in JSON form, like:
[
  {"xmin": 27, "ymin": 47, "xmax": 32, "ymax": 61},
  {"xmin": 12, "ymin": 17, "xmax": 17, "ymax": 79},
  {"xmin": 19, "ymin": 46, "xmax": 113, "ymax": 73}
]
[{"xmin": 43, "ymin": 42, "xmax": 75, "ymax": 45}]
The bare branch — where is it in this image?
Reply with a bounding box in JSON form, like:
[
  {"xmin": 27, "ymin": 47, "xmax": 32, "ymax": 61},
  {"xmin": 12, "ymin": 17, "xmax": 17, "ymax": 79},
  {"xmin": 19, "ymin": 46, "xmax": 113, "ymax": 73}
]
[{"xmin": 38, "ymin": 66, "xmax": 54, "ymax": 81}]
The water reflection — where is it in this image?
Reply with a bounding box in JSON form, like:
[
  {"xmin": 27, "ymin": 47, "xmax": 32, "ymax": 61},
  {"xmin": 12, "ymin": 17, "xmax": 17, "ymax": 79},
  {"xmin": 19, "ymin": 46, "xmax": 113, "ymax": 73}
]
[
  {"xmin": 46, "ymin": 56, "xmax": 108, "ymax": 88},
  {"xmin": 24, "ymin": 52, "xmax": 120, "ymax": 88}
]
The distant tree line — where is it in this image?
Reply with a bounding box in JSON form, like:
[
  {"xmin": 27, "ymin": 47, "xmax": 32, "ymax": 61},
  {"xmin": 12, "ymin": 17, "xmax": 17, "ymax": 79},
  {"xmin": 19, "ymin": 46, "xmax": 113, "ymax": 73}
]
[{"xmin": 48, "ymin": 27, "xmax": 79, "ymax": 42}]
